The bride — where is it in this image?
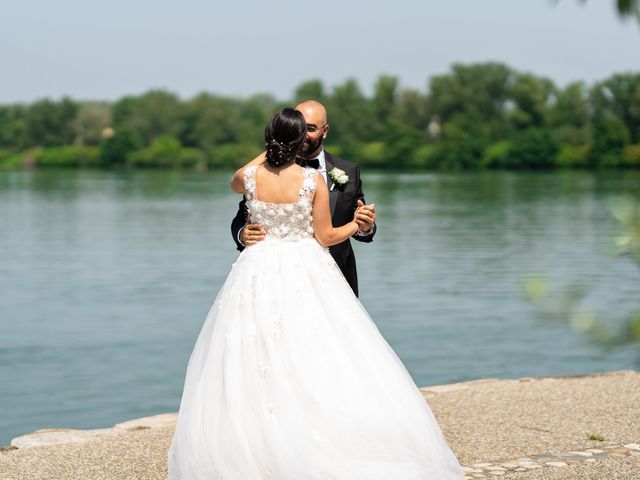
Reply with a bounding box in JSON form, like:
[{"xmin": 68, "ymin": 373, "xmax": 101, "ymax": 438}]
[{"xmin": 168, "ymin": 108, "xmax": 463, "ymax": 479}]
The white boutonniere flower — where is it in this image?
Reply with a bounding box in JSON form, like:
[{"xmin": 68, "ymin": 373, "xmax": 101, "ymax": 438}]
[{"xmin": 328, "ymin": 167, "xmax": 349, "ymax": 191}]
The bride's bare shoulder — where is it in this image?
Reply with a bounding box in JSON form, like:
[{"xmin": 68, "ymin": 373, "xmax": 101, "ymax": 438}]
[
  {"xmin": 230, "ymin": 152, "xmax": 266, "ymax": 193},
  {"xmin": 249, "ymin": 152, "xmax": 266, "ymax": 168}
]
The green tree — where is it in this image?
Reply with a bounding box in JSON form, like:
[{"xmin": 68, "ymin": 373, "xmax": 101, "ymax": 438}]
[
  {"xmin": 616, "ymin": 0, "xmax": 640, "ymax": 18},
  {"xmin": 622, "ymin": 144, "xmax": 640, "ymax": 167},
  {"xmin": 25, "ymin": 97, "xmax": 78, "ymax": 146},
  {"xmin": 482, "ymin": 140, "xmax": 512, "ymax": 169},
  {"xmin": 382, "ymin": 119, "xmax": 424, "ymax": 169},
  {"xmin": 237, "ymin": 94, "xmax": 279, "ymax": 148},
  {"xmin": 591, "ymin": 73, "xmax": 640, "ymax": 143},
  {"xmin": 3, "ymin": 63, "xmax": 640, "ymax": 171},
  {"xmin": 551, "ymin": 81, "xmax": 590, "ymax": 128},
  {"xmin": 590, "ymin": 117, "xmax": 630, "ymax": 167},
  {"xmin": 394, "ymin": 88, "xmax": 430, "ymax": 133},
  {"xmin": 550, "ymin": 81, "xmax": 591, "ymax": 145},
  {"xmin": 181, "ymin": 94, "xmax": 251, "ymax": 152},
  {"xmin": 33, "ymin": 145, "xmax": 100, "ymax": 168},
  {"xmin": 556, "ymin": 144, "xmax": 590, "ymax": 168},
  {"xmin": 71, "ymin": 103, "xmax": 112, "ymax": 146},
  {"xmin": 428, "ymin": 62, "xmax": 512, "ymax": 140},
  {"xmin": 432, "ymin": 113, "xmax": 491, "ymax": 169},
  {"xmin": 0, "ymin": 105, "xmax": 28, "ymax": 149},
  {"xmin": 242, "ymin": 94, "xmax": 278, "ymax": 136},
  {"xmin": 372, "ymin": 75, "xmax": 399, "ymax": 124},
  {"xmin": 507, "ymin": 128, "xmax": 558, "ymax": 169},
  {"xmin": 508, "ymin": 73, "xmax": 556, "ymax": 130},
  {"xmin": 112, "ymin": 90, "xmax": 185, "ymax": 146},
  {"xmin": 100, "ymin": 126, "xmax": 140, "ymax": 167},
  {"xmin": 127, "ymin": 135, "xmax": 183, "ymax": 168},
  {"xmin": 574, "ymin": 0, "xmax": 640, "ymax": 23},
  {"xmin": 326, "ymin": 79, "xmax": 374, "ymax": 157}
]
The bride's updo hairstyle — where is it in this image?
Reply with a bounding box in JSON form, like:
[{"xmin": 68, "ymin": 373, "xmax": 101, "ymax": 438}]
[{"xmin": 264, "ymin": 108, "xmax": 306, "ymax": 167}]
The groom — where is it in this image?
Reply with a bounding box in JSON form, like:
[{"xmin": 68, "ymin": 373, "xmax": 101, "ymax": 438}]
[{"xmin": 230, "ymin": 100, "xmax": 377, "ymax": 297}]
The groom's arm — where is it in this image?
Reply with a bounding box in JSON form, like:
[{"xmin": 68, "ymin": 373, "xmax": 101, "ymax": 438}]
[
  {"xmin": 231, "ymin": 198, "xmax": 248, "ymax": 252},
  {"xmin": 352, "ymin": 165, "xmax": 376, "ymax": 243}
]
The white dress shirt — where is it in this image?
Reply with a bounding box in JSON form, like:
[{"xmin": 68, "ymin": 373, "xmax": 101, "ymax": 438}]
[{"xmin": 313, "ymin": 148, "xmax": 329, "ymax": 185}]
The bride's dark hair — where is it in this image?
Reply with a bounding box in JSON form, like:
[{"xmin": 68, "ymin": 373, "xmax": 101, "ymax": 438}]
[{"xmin": 264, "ymin": 108, "xmax": 306, "ymax": 167}]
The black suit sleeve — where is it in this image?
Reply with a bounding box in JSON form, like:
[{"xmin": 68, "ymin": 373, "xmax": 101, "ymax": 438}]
[
  {"xmin": 351, "ymin": 164, "xmax": 377, "ymax": 243},
  {"xmin": 231, "ymin": 197, "xmax": 248, "ymax": 252}
]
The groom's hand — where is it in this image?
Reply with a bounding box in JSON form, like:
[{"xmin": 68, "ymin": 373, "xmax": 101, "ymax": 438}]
[
  {"xmin": 241, "ymin": 223, "xmax": 266, "ymax": 246},
  {"xmin": 354, "ymin": 200, "xmax": 375, "ymax": 233}
]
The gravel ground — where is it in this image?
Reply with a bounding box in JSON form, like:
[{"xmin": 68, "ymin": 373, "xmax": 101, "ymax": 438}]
[
  {"xmin": 1, "ymin": 426, "xmax": 173, "ymax": 480},
  {"xmin": 1, "ymin": 370, "xmax": 638, "ymax": 479},
  {"xmin": 505, "ymin": 456, "xmax": 640, "ymax": 480},
  {"xmin": 423, "ymin": 370, "xmax": 640, "ymax": 465}
]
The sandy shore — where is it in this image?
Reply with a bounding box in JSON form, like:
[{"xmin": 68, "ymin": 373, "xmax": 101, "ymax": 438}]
[{"xmin": 2, "ymin": 370, "xmax": 638, "ymax": 479}]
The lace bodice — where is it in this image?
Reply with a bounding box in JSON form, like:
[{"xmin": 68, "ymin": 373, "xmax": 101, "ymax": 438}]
[{"xmin": 243, "ymin": 165, "xmax": 317, "ymax": 242}]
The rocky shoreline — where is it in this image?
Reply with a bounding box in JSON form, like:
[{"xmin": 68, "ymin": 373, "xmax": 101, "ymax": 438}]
[{"xmin": 2, "ymin": 370, "xmax": 639, "ymax": 479}]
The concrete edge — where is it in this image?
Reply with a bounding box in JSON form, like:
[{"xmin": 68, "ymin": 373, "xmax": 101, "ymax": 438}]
[
  {"xmin": 8, "ymin": 413, "xmax": 178, "ymax": 450},
  {"xmin": 418, "ymin": 369, "xmax": 638, "ymax": 396},
  {"xmin": 7, "ymin": 370, "xmax": 638, "ymax": 450}
]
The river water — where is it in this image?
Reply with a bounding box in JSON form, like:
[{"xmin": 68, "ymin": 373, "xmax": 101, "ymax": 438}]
[{"xmin": 1, "ymin": 169, "xmax": 639, "ymax": 443}]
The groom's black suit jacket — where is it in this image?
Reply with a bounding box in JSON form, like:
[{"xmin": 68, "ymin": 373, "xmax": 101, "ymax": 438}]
[{"xmin": 230, "ymin": 152, "xmax": 376, "ymax": 297}]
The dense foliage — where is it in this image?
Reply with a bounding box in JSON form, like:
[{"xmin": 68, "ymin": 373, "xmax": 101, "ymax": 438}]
[{"xmin": 1, "ymin": 63, "xmax": 639, "ymax": 170}]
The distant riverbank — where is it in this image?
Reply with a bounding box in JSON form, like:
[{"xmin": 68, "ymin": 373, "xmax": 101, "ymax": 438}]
[
  {"xmin": 2, "ymin": 64, "xmax": 639, "ymax": 172},
  {"xmin": 2, "ymin": 141, "xmax": 640, "ymax": 172}
]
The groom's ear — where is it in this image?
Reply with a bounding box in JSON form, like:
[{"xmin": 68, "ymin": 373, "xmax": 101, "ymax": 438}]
[{"xmin": 322, "ymin": 124, "xmax": 330, "ymax": 140}]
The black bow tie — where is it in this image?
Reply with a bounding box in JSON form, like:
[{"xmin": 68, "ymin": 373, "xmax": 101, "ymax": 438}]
[{"xmin": 301, "ymin": 158, "xmax": 320, "ymax": 169}]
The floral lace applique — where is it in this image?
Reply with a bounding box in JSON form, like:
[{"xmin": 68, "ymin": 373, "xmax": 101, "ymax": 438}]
[
  {"xmin": 245, "ymin": 166, "xmax": 317, "ymax": 242},
  {"xmin": 299, "ymin": 167, "xmax": 317, "ymax": 198},
  {"xmin": 243, "ymin": 165, "xmax": 258, "ymax": 201}
]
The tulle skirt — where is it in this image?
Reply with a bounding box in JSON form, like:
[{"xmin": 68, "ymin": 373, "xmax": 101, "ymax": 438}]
[{"xmin": 168, "ymin": 237, "xmax": 463, "ymax": 479}]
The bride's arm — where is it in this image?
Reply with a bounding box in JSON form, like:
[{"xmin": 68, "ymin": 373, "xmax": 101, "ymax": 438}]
[
  {"xmin": 230, "ymin": 152, "xmax": 266, "ymax": 193},
  {"xmin": 312, "ymin": 173, "xmax": 359, "ymax": 247}
]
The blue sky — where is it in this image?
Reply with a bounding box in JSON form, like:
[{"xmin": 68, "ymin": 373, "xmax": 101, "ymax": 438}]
[{"xmin": 1, "ymin": 0, "xmax": 638, "ymax": 103}]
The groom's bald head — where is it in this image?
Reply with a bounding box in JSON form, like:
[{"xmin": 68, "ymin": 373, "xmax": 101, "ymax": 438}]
[
  {"xmin": 295, "ymin": 100, "xmax": 328, "ymax": 125},
  {"xmin": 295, "ymin": 100, "xmax": 329, "ymax": 159}
]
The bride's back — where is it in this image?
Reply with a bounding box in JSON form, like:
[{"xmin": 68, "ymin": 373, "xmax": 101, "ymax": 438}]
[
  {"xmin": 253, "ymin": 163, "xmax": 307, "ymax": 204},
  {"xmin": 243, "ymin": 163, "xmax": 317, "ymax": 242}
]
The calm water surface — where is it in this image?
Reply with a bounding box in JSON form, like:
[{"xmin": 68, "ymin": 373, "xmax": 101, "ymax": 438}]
[{"xmin": 1, "ymin": 169, "xmax": 639, "ymax": 443}]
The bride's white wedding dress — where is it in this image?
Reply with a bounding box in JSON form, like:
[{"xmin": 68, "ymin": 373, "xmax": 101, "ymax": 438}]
[{"xmin": 168, "ymin": 166, "xmax": 463, "ymax": 479}]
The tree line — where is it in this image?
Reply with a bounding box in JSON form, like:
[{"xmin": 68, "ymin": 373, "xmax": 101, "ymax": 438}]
[{"xmin": 1, "ymin": 62, "xmax": 639, "ymax": 171}]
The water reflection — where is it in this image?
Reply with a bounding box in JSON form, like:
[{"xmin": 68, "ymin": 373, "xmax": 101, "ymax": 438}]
[{"xmin": 0, "ymin": 169, "xmax": 639, "ymax": 443}]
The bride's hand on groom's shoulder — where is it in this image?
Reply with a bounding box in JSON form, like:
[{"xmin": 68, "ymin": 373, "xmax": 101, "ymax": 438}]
[{"xmin": 241, "ymin": 223, "xmax": 266, "ymax": 246}]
